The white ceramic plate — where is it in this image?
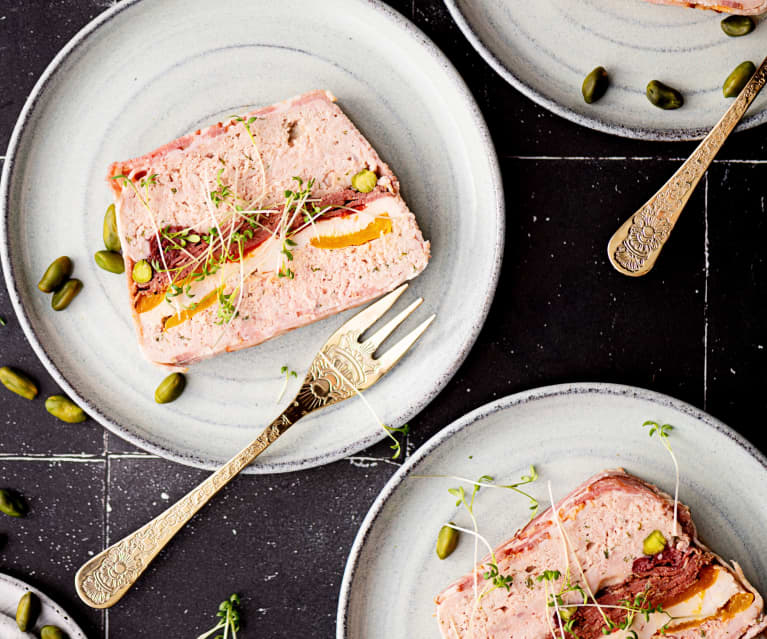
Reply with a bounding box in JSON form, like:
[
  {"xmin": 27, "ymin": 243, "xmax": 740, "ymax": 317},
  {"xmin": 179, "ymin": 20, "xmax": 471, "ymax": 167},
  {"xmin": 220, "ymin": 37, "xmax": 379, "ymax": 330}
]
[
  {"xmin": 338, "ymin": 383, "xmax": 767, "ymax": 638},
  {"xmin": 0, "ymin": 0, "xmax": 502, "ymax": 472},
  {"xmin": 0, "ymin": 573, "xmax": 86, "ymax": 638},
  {"xmin": 444, "ymin": 0, "xmax": 767, "ymax": 140}
]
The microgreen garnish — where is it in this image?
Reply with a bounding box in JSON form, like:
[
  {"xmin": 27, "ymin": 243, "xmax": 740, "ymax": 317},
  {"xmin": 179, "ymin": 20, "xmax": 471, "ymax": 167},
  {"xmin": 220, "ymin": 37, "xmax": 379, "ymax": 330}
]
[
  {"xmin": 277, "ymin": 365, "xmax": 298, "ymax": 402},
  {"xmin": 643, "ymin": 420, "xmax": 679, "ymax": 536},
  {"xmin": 140, "ymin": 173, "xmax": 159, "ymax": 188},
  {"xmin": 165, "ymin": 284, "xmax": 183, "ymax": 304},
  {"xmin": 210, "ymin": 168, "xmax": 233, "ymax": 208},
  {"xmin": 414, "ymin": 467, "xmax": 540, "ymax": 604},
  {"xmin": 415, "ymin": 466, "xmax": 539, "ymax": 518},
  {"xmin": 536, "ymin": 582, "xmax": 677, "ymax": 639},
  {"xmin": 215, "ymin": 289, "xmax": 238, "ymax": 326},
  {"xmin": 544, "ymin": 481, "xmax": 611, "ymax": 638},
  {"xmin": 231, "ymin": 114, "xmax": 260, "ymax": 147},
  {"xmin": 117, "ymin": 113, "xmax": 365, "ymax": 336},
  {"xmin": 231, "ymin": 113, "xmax": 267, "ymax": 206},
  {"xmin": 440, "ymin": 521, "xmax": 513, "ymax": 606},
  {"xmin": 538, "ymin": 569, "xmax": 562, "ymax": 583},
  {"xmin": 0, "ymin": 316, "xmax": 6, "ymax": 326},
  {"xmin": 147, "ymin": 174, "xmax": 336, "ymax": 328},
  {"xmin": 316, "ymin": 350, "xmax": 400, "ymax": 460},
  {"xmin": 539, "ymin": 470, "xmax": 700, "ymax": 639},
  {"xmin": 446, "ymin": 474, "xmax": 514, "ymax": 602},
  {"xmin": 112, "ymin": 172, "xmax": 177, "ymax": 300},
  {"xmin": 505, "ymin": 465, "xmax": 539, "ymax": 516},
  {"xmin": 281, "ymin": 237, "xmax": 296, "ymax": 260},
  {"xmin": 196, "ymin": 593, "xmax": 241, "ymax": 639},
  {"xmin": 384, "ymin": 423, "xmax": 409, "ymax": 459},
  {"xmin": 483, "ymin": 561, "xmax": 513, "ymax": 591},
  {"xmin": 537, "ymin": 564, "xmax": 588, "ymax": 639},
  {"xmin": 414, "ymin": 468, "xmax": 543, "ymax": 625},
  {"xmin": 160, "ymin": 226, "xmax": 201, "ymax": 249}
]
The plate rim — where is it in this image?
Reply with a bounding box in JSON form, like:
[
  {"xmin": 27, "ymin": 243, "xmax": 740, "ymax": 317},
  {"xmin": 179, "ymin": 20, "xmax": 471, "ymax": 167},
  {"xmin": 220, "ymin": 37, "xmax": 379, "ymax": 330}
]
[
  {"xmin": 0, "ymin": 572, "xmax": 88, "ymax": 638},
  {"xmin": 0, "ymin": 0, "xmax": 505, "ymax": 473},
  {"xmin": 336, "ymin": 381, "xmax": 767, "ymax": 637},
  {"xmin": 442, "ymin": 0, "xmax": 767, "ymax": 142}
]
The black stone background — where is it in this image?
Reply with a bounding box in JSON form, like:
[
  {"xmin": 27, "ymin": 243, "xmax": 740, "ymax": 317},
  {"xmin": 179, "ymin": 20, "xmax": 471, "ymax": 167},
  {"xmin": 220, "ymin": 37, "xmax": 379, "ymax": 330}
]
[{"xmin": 1, "ymin": 1, "xmax": 766, "ymax": 637}]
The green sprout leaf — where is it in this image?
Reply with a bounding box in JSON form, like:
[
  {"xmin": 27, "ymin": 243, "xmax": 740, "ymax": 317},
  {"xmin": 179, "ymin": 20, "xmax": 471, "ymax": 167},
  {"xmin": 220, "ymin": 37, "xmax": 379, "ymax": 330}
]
[
  {"xmin": 643, "ymin": 420, "xmax": 680, "ymax": 536},
  {"xmin": 196, "ymin": 593, "xmax": 241, "ymax": 639}
]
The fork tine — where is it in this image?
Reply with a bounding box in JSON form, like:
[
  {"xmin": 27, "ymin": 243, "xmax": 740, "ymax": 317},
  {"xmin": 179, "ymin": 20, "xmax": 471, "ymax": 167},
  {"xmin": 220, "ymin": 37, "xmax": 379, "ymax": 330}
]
[
  {"xmin": 362, "ymin": 297, "xmax": 423, "ymax": 352},
  {"xmin": 330, "ymin": 283, "xmax": 409, "ymax": 338},
  {"xmin": 376, "ymin": 314, "xmax": 435, "ymax": 373}
]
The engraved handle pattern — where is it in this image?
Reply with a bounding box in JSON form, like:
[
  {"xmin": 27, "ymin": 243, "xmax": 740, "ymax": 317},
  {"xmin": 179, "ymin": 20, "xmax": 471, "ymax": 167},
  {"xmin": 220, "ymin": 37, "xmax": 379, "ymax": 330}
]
[
  {"xmin": 608, "ymin": 57, "xmax": 767, "ymax": 277},
  {"xmin": 74, "ymin": 404, "xmax": 302, "ymax": 608},
  {"xmin": 75, "ymin": 332, "xmax": 380, "ymax": 608}
]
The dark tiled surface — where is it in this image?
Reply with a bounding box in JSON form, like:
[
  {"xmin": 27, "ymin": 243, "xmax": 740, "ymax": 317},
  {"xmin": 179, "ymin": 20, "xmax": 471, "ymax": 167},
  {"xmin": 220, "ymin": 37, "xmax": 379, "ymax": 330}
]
[
  {"xmin": 0, "ymin": 459, "xmax": 105, "ymax": 637},
  {"xmin": 0, "ymin": 234, "xmax": 106, "ymax": 456},
  {"xmin": 705, "ymin": 162, "xmax": 767, "ymax": 435},
  {"xmin": 102, "ymin": 432, "xmax": 148, "ymax": 456},
  {"xmin": 1, "ymin": 1, "xmax": 766, "ymax": 638},
  {"xmin": 408, "ymin": 158, "xmax": 708, "ymax": 449},
  {"xmin": 104, "ymin": 458, "xmax": 393, "ymax": 638}
]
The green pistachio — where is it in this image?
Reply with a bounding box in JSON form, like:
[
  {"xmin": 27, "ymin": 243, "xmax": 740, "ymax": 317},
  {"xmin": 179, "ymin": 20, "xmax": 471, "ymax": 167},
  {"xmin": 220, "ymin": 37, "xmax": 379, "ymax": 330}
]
[{"xmin": 351, "ymin": 169, "xmax": 378, "ymax": 193}]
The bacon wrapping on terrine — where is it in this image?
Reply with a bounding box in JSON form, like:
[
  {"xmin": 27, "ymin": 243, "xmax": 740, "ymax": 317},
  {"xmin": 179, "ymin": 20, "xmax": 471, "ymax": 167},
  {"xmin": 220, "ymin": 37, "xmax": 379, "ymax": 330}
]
[
  {"xmin": 642, "ymin": 0, "xmax": 767, "ymax": 14},
  {"xmin": 107, "ymin": 90, "xmax": 430, "ymax": 368},
  {"xmin": 435, "ymin": 469, "xmax": 767, "ymax": 639}
]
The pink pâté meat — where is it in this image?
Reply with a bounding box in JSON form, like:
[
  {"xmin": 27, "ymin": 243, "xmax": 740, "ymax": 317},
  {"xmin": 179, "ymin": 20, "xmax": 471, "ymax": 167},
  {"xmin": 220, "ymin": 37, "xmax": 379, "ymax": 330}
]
[
  {"xmin": 107, "ymin": 90, "xmax": 430, "ymax": 368},
  {"xmin": 641, "ymin": 0, "xmax": 767, "ymax": 14},
  {"xmin": 434, "ymin": 469, "xmax": 767, "ymax": 639}
]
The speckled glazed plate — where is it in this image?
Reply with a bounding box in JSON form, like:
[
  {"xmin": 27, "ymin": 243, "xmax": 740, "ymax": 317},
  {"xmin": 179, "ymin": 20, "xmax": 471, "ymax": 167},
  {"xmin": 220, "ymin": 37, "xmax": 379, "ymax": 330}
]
[
  {"xmin": 444, "ymin": 0, "xmax": 767, "ymax": 140},
  {"xmin": 0, "ymin": 573, "xmax": 87, "ymax": 638},
  {"xmin": 0, "ymin": 0, "xmax": 502, "ymax": 472},
  {"xmin": 338, "ymin": 383, "xmax": 767, "ymax": 638}
]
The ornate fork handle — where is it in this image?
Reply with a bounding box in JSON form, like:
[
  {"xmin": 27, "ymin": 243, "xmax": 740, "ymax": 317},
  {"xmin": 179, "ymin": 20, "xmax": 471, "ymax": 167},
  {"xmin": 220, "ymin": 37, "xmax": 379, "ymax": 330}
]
[
  {"xmin": 74, "ymin": 283, "xmax": 432, "ymax": 609},
  {"xmin": 75, "ymin": 397, "xmax": 309, "ymax": 608},
  {"xmin": 75, "ymin": 325, "xmax": 382, "ymax": 608},
  {"xmin": 608, "ymin": 56, "xmax": 767, "ymax": 277}
]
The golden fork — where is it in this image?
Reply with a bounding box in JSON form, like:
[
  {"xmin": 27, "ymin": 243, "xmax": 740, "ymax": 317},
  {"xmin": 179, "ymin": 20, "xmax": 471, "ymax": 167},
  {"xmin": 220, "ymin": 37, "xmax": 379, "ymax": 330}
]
[
  {"xmin": 608, "ymin": 55, "xmax": 767, "ymax": 277},
  {"xmin": 74, "ymin": 283, "xmax": 434, "ymax": 608}
]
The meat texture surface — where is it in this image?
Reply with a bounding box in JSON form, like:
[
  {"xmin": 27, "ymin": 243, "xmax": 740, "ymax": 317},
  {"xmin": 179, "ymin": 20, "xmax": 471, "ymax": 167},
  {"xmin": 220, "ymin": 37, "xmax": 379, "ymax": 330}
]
[
  {"xmin": 642, "ymin": 0, "xmax": 767, "ymax": 14},
  {"xmin": 108, "ymin": 90, "xmax": 429, "ymax": 368},
  {"xmin": 435, "ymin": 469, "xmax": 767, "ymax": 639}
]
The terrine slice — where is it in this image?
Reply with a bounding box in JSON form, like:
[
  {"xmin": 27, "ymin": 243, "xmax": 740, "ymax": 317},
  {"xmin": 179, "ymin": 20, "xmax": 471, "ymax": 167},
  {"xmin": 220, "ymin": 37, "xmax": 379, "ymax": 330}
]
[
  {"xmin": 641, "ymin": 0, "xmax": 767, "ymax": 14},
  {"xmin": 107, "ymin": 90, "xmax": 430, "ymax": 368},
  {"xmin": 435, "ymin": 469, "xmax": 767, "ymax": 639}
]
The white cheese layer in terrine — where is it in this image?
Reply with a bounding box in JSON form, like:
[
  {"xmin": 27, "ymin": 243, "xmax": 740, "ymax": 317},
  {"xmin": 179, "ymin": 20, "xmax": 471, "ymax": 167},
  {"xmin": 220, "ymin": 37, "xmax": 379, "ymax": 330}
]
[{"xmin": 107, "ymin": 90, "xmax": 430, "ymax": 367}]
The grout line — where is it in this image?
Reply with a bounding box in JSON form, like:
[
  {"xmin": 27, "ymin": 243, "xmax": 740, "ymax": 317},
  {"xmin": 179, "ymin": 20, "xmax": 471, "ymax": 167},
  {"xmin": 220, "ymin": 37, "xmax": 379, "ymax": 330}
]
[
  {"xmin": 102, "ymin": 451, "xmax": 110, "ymax": 639},
  {"xmin": 0, "ymin": 451, "xmax": 159, "ymax": 460},
  {"xmin": 502, "ymin": 155, "xmax": 678, "ymax": 161},
  {"xmin": 0, "ymin": 451, "xmax": 100, "ymax": 457},
  {"xmin": 405, "ymin": 428, "xmax": 411, "ymax": 461},
  {"xmin": 2, "ymin": 451, "xmax": 400, "ymax": 465},
  {"xmin": 712, "ymin": 158, "xmax": 767, "ymax": 164},
  {"xmin": 0, "ymin": 454, "xmax": 105, "ymax": 462},
  {"xmin": 107, "ymin": 452, "xmax": 161, "ymax": 459},
  {"xmin": 105, "ymin": 455, "xmax": 112, "ymax": 547},
  {"xmin": 703, "ymin": 173, "xmax": 710, "ymax": 411},
  {"xmin": 2, "ymin": 154, "xmax": 764, "ymax": 164},
  {"xmin": 103, "ymin": 453, "xmax": 111, "ymax": 639},
  {"xmin": 346, "ymin": 455, "xmax": 402, "ymax": 468},
  {"xmin": 501, "ymin": 155, "xmax": 767, "ymax": 164}
]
